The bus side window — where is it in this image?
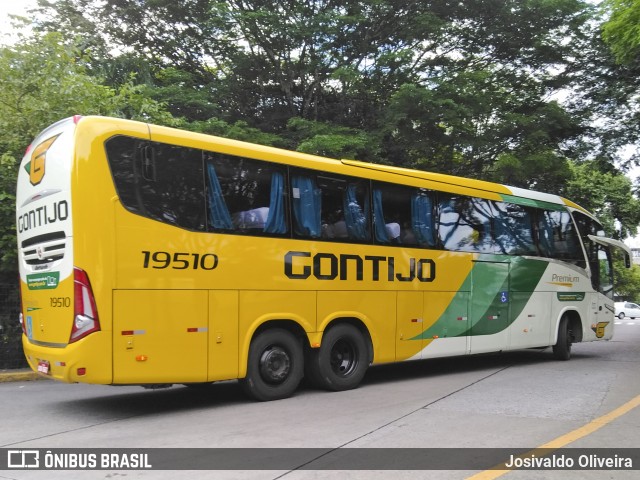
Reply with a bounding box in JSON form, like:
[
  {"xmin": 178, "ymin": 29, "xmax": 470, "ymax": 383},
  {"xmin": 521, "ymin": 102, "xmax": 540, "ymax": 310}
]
[
  {"xmin": 372, "ymin": 184, "xmax": 403, "ymax": 245},
  {"xmin": 492, "ymin": 202, "xmax": 536, "ymax": 255},
  {"xmin": 149, "ymin": 143, "xmax": 206, "ymax": 231},
  {"xmin": 536, "ymin": 209, "xmax": 585, "ymax": 268},
  {"xmin": 438, "ymin": 195, "xmax": 494, "ymax": 253},
  {"xmin": 292, "ymin": 170, "xmax": 370, "ymax": 243},
  {"xmin": 372, "ymin": 182, "xmax": 435, "ymax": 247},
  {"xmin": 372, "ymin": 187, "xmax": 395, "ymax": 244},
  {"xmin": 106, "ymin": 136, "xmax": 144, "ymax": 215},
  {"xmin": 536, "ymin": 210, "xmax": 555, "ymax": 257},
  {"xmin": 106, "ymin": 137, "xmax": 206, "ymax": 231},
  {"xmin": 291, "ymin": 174, "xmax": 322, "ymax": 238},
  {"xmin": 206, "ymin": 154, "xmax": 288, "ymax": 235},
  {"xmin": 411, "ymin": 191, "xmax": 436, "ymax": 247},
  {"xmin": 342, "ymin": 182, "xmax": 370, "ymax": 241}
]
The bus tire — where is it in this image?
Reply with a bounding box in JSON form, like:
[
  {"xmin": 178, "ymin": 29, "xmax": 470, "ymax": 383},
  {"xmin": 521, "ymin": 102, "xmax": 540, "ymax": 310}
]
[
  {"xmin": 306, "ymin": 323, "xmax": 368, "ymax": 392},
  {"xmin": 240, "ymin": 328, "xmax": 303, "ymax": 401},
  {"xmin": 552, "ymin": 316, "xmax": 572, "ymax": 361}
]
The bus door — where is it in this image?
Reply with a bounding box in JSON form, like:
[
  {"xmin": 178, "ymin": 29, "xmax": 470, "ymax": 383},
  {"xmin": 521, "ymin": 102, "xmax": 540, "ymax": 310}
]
[
  {"xmin": 469, "ymin": 259, "xmax": 510, "ymax": 354},
  {"xmin": 397, "ymin": 289, "xmax": 471, "ymax": 361}
]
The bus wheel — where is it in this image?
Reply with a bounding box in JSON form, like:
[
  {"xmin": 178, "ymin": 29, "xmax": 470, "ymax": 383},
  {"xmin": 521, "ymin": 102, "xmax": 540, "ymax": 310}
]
[
  {"xmin": 552, "ymin": 316, "xmax": 572, "ymax": 361},
  {"xmin": 240, "ymin": 328, "xmax": 303, "ymax": 401},
  {"xmin": 306, "ymin": 324, "xmax": 368, "ymax": 391}
]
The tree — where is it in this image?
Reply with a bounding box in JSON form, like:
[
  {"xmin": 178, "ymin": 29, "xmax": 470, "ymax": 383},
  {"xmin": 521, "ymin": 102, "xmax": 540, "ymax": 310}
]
[
  {"xmin": 597, "ymin": 1, "xmax": 640, "ymax": 174},
  {"xmin": 602, "ymin": 0, "xmax": 640, "ymax": 65},
  {"xmin": 613, "ymin": 258, "xmax": 640, "ymax": 301},
  {"xmin": 0, "ymin": 32, "xmax": 176, "ymax": 271},
  {"xmin": 563, "ymin": 161, "xmax": 640, "ymax": 238},
  {"xmin": 286, "ymin": 117, "xmax": 379, "ymax": 160},
  {"xmin": 31, "ymin": 0, "xmax": 640, "ymax": 237},
  {"xmin": 381, "ymin": 78, "xmax": 581, "ymax": 189},
  {"xmin": 37, "ymin": 2, "xmax": 596, "ymax": 155},
  {"xmin": 550, "ymin": 10, "xmax": 640, "ymax": 177}
]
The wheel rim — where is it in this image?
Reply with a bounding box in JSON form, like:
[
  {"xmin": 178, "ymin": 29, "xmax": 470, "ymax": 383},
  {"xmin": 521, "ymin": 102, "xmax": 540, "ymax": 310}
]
[
  {"xmin": 259, "ymin": 346, "xmax": 291, "ymax": 385},
  {"xmin": 330, "ymin": 339, "xmax": 358, "ymax": 377}
]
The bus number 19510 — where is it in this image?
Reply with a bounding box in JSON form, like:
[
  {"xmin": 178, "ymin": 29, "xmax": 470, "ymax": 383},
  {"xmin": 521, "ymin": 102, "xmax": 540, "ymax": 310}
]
[
  {"xmin": 141, "ymin": 251, "xmax": 219, "ymax": 270},
  {"xmin": 50, "ymin": 297, "xmax": 71, "ymax": 308}
]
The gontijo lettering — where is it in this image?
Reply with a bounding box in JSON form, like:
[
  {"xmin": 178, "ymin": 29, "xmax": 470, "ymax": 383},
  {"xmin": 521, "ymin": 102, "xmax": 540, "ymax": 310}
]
[
  {"xmin": 17, "ymin": 200, "xmax": 69, "ymax": 233},
  {"xmin": 284, "ymin": 250, "xmax": 436, "ymax": 282}
]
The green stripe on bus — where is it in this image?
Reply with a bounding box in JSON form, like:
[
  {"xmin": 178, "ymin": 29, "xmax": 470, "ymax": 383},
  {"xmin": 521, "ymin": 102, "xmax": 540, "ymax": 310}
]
[
  {"xmin": 500, "ymin": 194, "xmax": 566, "ymax": 211},
  {"xmin": 413, "ymin": 258, "xmax": 549, "ymax": 340},
  {"xmin": 466, "ymin": 260, "xmax": 509, "ymax": 336}
]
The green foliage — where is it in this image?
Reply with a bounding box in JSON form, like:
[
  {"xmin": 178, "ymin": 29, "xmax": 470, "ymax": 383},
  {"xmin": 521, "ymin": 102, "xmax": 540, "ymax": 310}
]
[
  {"xmin": 0, "ymin": 156, "xmax": 18, "ymax": 269},
  {"xmin": 0, "ymin": 33, "xmax": 113, "ymax": 150},
  {"xmin": 0, "ymin": 32, "xmax": 177, "ymax": 272},
  {"xmin": 107, "ymin": 77, "xmax": 183, "ymax": 126},
  {"xmin": 602, "ymin": 0, "xmax": 640, "ymax": 65},
  {"xmin": 564, "ymin": 162, "xmax": 640, "ymax": 238},
  {"xmin": 285, "ymin": 118, "xmax": 379, "ymax": 161},
  {"xmin": 187, "ymin": 118, "xmax": 284, "ymax": 147},
  {"xmin": 613, "ymin": 257, "xmax": 640, "ymax": 300},
  {"xmin": 493, "ymin": 151, "xmax": 572, "ymax": 192}
]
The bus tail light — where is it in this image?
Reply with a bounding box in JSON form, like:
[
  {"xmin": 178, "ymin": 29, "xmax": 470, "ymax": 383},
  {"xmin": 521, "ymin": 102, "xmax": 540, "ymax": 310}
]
[{"xmin": 70, "ymin": 267, "xmax": 100, "ymax": 343}]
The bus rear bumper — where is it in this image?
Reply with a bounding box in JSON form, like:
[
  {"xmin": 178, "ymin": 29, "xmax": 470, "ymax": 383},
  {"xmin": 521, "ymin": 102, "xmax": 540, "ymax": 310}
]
[{"xmin": 22, "ymin": 332, "xmax": 112, "ymax": 384}]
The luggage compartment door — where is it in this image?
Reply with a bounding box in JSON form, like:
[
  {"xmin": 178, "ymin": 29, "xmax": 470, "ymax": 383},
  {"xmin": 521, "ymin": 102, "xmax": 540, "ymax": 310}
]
[{"xmin": 113, "ymin": 290, "xmax": 208, "ymax": 384}]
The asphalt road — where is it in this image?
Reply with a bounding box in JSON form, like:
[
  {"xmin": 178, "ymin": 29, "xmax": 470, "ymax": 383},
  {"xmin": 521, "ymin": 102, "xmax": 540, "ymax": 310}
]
[{"xmin": 1, "ymin": 321, "xmax": 639, "ymax": 480}]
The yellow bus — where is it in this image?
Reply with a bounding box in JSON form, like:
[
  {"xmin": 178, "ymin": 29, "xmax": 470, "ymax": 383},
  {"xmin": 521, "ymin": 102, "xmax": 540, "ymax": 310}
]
[{"xmin": 16, "ymin": 116, "xmax": 631, "ymax": 401}]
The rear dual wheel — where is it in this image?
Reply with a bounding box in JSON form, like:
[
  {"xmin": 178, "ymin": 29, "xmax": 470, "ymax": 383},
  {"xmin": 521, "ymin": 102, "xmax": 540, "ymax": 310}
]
[
  {"xmin": 240, "ymin": 328, "xmax": 303, "ymax": 401},
  {"xmin": 241, "ymin": 324, "xmax": 369, "ymax": 400},
  {"xmin": 306, "ymin": 323, "xmax": 369, "ymax": 391}
]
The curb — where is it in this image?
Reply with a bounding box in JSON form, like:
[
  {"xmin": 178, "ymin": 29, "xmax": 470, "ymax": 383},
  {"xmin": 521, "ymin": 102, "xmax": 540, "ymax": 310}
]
[{"xmin": 0, "ymin": 369, "xmax": 45, "ymax": 383}]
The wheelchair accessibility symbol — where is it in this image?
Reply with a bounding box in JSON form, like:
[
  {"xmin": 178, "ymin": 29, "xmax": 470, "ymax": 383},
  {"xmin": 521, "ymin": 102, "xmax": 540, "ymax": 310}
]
[{"xmin": 500, "ymin": 292, "xmax": 508, "ymax": 303}]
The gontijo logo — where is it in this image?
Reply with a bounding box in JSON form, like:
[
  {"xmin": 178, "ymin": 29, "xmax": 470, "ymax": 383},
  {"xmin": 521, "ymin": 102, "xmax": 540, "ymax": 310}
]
[
  {"xmin": 591, "ymin": 321, "xmax": 610, "ymax": 338},
  {"xmin": 24, "ymin": 134, "xmax": 60, "ymax": 186}
]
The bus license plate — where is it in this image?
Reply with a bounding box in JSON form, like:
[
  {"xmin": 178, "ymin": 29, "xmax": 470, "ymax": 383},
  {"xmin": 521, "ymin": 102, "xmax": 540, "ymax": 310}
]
[{"xmin": 37, "ymin": 360, "xmax": 50, "ymax": 375}]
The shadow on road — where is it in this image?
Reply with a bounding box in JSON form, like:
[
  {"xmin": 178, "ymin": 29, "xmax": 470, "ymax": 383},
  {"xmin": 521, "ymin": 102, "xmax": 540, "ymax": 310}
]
[{"xmin": 48, "ymin": 346, "xmax": 605, "ymax": 419}]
